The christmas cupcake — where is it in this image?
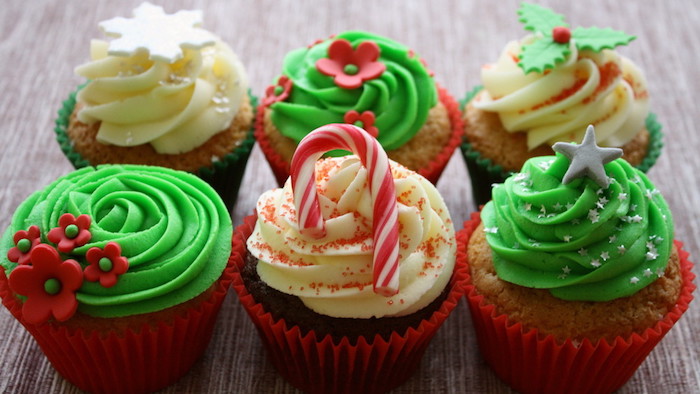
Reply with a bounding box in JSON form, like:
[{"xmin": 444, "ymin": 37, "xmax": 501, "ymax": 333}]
[
  {"xmin": 462, "ymin": 3, "xmax": 662, "ymax": 205},
  {"xmin": 55, "ymin": 3, "xmax": 255, "ymax": 209},
  {"xmin": 256, "ymin": 30, "xmax": 463, "ymax": 185},
  {"xmin": 231, "ymin": 124, "xmax": 467, "ymax": 393},
  {"xmin": 0, "ymin": 165, "xmax": 234, "ymax": 394},
  {"xmin": 459, "ymin": 126, "xmax": 694, "ymax": 393}
]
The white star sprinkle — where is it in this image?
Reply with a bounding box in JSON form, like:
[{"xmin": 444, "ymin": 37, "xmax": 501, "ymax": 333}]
[
  {"xmin": 618, "ymin": 192, "xmax": 628, "ymax": 201},
  {"xmin": 566, "ymin": 202, "xmax": 574, "ymax": 210},
  {"xmin": 656, "ymin": 267, "xmax": 665, "ymax": 278},
  {"xmin": 562, "ymin": 266, "xmax": 571, "ymax": 274},
  {"xmin": 578, "ymin": 248, "xmax": 588, "ymax": 256},
  {"xmin": 99, "ymin": 2, "xmax": 217, "ymax": 63},
  {"xmin": 609, "ymin": 235, "xmax": 617, "ymax": 243},
  {"xmin": 514, "ymin": 173, "xmax": 529, "ymax": 182},
  {"xmin": 654, "ymin": 236, "xmax": 664, "ymax": 244},
  {"xmin": 630, "ymin": 204, "xmax": 638, "ymax": 212},
  {"xmin": 600, "ymin": 251, "xmax": 610, "ymax": 261},
  {"xmin": 617, "ymin": 245, "xmax": 627, "ymax": 254},
  {"xmin": 572, "ymin": 219, "xmax": 581, "ymax": 225},
  {"xmin": 524, "ymin": 203, "xmax": 532, "ymax": 211},
  {"xmin": 596, "ymin": 188, "xmax": 605, "ymax": 195},
  {"xmin": 563, "ymin": 235, "xmax": 573, "ymax": 242},
  {"xmin": 643, "ymin": 268, "xmax": 653, "ymax": 277},
  {"xmin": 630, "ymin": 276, "xmax": 640, "ymax": 284},
  {"xmin": 590, "ymin": 259, "xmax": 601, "ymax": 268},
  {"xmin": 553, "ymin": 202, "xmax": 563, "ymax": 211},
  {"xmin": 588, "ymin": 209, "xmax": 600, "ymax": 223},
  {"xmin": 484, "ymin": 227, "xmax": 499, "ymax": 234},
  {"xmin": 646, "ymin": 251, "xmax": 659, "ymax": 261},
  {"xmin": 629, "ymin": 215, "xmax": 643, "ymax": 223},
  {"xmin": 540, "ymin": 205, "xmax": 547, "ymax": 214}
]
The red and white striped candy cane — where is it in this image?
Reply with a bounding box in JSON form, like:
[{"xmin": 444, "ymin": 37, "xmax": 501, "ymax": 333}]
[{"xmin": 290, "ymin": 123, "xmax": 400, "ymax": 296}]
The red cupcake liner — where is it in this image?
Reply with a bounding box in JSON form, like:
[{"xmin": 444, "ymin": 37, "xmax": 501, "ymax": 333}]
[
  {"xmin": 457, "ymin": 212, "xmax": 696, "ymax": 394},
  {"xmin": 255, "ymin": 86, "xmax": 465, "ymax": 186},
  {"xmin": 0, "ymin": 251, "xmax": 237, "ymax": 394},
  {"xmin": 231, "ymin": 215, "xmax": 468, "ymax": 394}
]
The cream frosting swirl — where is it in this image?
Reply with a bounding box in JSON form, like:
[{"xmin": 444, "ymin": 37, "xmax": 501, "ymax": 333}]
[
  {"xmin": 474, "ymin": 36, "xmax": 649, "ymax": 150},
  {"xmin": 247, "ymin": 156, "xmax": 455, "ymax": 318},
  {"xmin": 75, "ymin": 38, "xmax": 248, "ymax": 154}
]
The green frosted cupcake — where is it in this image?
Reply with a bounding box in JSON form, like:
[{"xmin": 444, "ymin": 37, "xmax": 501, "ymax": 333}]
[{"xmin": 0, "ymin": 164, "xmax": 234, "ymax": 393}]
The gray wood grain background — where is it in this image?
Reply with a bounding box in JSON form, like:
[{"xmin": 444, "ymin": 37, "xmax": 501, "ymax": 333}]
[{"xmin": 1, "ymin": 1, "xmax": 698, "ymax": 392}]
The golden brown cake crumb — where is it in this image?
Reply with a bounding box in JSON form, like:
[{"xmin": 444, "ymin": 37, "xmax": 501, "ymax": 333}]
[
  {"xmin": 263, "ymin": 101, "xmax": 453, "ymax": 172},
  {"xmin": 67, "ymin": 94, "xmax": 254, "ymax": 173},
  {"xmin": 467, "ymin": 222, "xmax": 682, "ymax": 342},
  {"xmin": 463, "ymin": 92, "xmax": 650, "ymax": 172}
]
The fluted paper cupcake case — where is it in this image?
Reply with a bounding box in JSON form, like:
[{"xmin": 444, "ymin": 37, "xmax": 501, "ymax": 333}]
[
  {"xmin": 231, "ymin": 215, "xmax": 468, "ymax": 394},
  {"xmin": 256, "ymin": 86, "xmax": 464, "ymax": 186},
  {"xmin": 54, "ymin": 86, "xmax": 257, "ymax": 210},
  {"xmin": 457, "ymin": 212, "xmax": 695, "ymax": 394},
  {"xmin": 460, "ymin": 86, "xmax": 664, "ymax": 206},
  {"xmin": 0, "ymin": 252, "xmax": 237, "ymax": 394}
]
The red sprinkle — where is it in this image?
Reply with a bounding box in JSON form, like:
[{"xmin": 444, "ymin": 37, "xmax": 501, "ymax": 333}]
[{"xmin": 552, "ymin": 26, "xmax": 571, "ymax": 43}]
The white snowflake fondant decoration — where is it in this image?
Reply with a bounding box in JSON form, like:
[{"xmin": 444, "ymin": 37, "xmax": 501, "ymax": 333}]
[{"xmin": 99, "ymin": 2, "xmax": 217, "ymax": 63}]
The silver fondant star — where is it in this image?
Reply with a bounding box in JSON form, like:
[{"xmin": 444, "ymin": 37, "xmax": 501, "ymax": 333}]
[{"xmin": 552, "ymin": 125, "xmax": 623, "ymax": 187}]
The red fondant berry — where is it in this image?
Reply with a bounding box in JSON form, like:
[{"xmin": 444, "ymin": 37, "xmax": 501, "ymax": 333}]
[{"xmin": 552, "ymin": 26, "xmax": 571, "ymax": 44}]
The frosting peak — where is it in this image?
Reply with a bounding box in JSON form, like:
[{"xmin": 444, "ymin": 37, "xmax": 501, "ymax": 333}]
[{"xmin": 247, "ymin": 157, "xmax": 455, "ymax": 318}]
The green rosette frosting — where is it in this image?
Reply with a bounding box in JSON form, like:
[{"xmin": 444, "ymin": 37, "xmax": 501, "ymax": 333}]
[
  {"xmin": 482, "ymin": 154, "xmax": 673, "ymax": 301},
  {"xmin": 0, "ymin": 165, "xmax": 232, "ymax": 318},
  {"xmin": 270, "ymin": 30, "xmax": 437, "ymax": 150}
]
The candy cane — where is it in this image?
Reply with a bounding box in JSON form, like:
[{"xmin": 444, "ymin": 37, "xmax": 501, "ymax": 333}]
[{"xmin": 290, "ymin": 123, "xmax": 400, "ymax": 296}]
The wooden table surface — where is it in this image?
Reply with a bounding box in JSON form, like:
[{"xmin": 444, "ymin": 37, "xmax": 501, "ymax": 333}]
[{"xmin": 1, "ymin": 1, "xmax": 698, "ymax": 392}]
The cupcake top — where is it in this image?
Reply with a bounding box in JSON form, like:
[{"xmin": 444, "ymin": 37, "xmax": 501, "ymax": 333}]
[
  {"xmin": 482, "ymin": 126, "xmax": 673, "ymax": 301},
  {"xmin": 262, "ymin": 31, "xmax": 438, "ymax": 152},
  {"xmin": 247, "ymin": 124, "xmax": 455, "ymax": 318},
  {"xmin": 0, "ymin": 165, "xmax": 232, "ymax": 324},
  {"xmin": 473, "ymin": 3, "xmax": 648, "ymax": 150},
  {"xmin": 75, "ymin": 2, "xmax": 249, "ymax": 154}
]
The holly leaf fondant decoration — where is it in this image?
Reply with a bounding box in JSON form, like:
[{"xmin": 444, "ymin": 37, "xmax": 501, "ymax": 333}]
[
  {"xmin": 518, "ymin": 2, "xmax": 568, "ymax": 33},
  {"xmin": 516, "ymin": 2, "xmax": 636, "ymax": 74},
  {"xmin": 518, "ymin": 38, "xmax": 570, "ymax": 74},
  {"xmin": 572, "ymin": 27, "xmax": 636, "ymax": 52},
  {"xmin": 99, "ymin": 2, "xmax": 217, "ymax": 63}
]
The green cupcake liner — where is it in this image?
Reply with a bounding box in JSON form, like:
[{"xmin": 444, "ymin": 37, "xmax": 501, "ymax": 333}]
[
  {"xmin": 460, "ymin": 85, "xmax": 664, "ymax": 206},
  {"xmin": 54, "ymin": 86, "xmax": 257, "ymax": 210}
]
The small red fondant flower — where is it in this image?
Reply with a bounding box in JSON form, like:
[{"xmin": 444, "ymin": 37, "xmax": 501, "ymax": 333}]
[
  {"xmin": 8, "ymin": 244, "xmax": 83, "ymax": 324},
  {"xmin": 7, "ymin": 226, "xmax": 41, "ymax": 265},
  {"xmin": 47, "ymin": 214, "xmax": 91, "ymax": 253},
  {"xmin": 316, "ymin": 39, "xmax": 386, "ymax": 89},
  {"xmin": 344, "ymin": 110, "xmax": 379, "ymax": 138},
  {"xmin": 84, "ymin": 242, "xmax": 129, "ymax": 288},
  {"xmin": 263, "ymin": 75, "xmax": 293, "ymax": 106}
]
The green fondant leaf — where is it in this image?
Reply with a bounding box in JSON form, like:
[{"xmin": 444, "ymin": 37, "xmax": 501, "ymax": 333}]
[
  {"xmin": 518, "ymin": 2, "xmax": 568, "ymax": 33},
  {"xmin": 518, "ymin": 38, "xmax": 570, "ymax": 74},
  {"xmin": 572, "ymin": 27, "xmax": 636, "ymax": 52}
]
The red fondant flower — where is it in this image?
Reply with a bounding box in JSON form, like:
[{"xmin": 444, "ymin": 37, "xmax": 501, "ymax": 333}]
[
  {"xmin": 316, "ymin": 39, "xmax": 386, "ymax": 89},
  {"xmin": 7, "ymin": 226, "xmax": 41, "ymax": 265},
  {"xmin": 47, "ymin": 214, "xmax": 91, "ymax": 253},
  {"xmin": 263, "ymin": 75, "xmax": 293, "ymax": 106},
  {"xmin": 344, "ymin": 110, "xmax": 379, "ymax": 138},
  {"xmin": 8, "ymin": 244, "xmax": 83, "ymax": 324},
  {"xmin": 84, "ymin": 242, "xmax": 129, "ymax": 288}
]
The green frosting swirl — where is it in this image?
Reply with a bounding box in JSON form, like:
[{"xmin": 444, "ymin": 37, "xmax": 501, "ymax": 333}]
[
  {"xmin": 0, "ymin": 165, "xmax": 232, "ymax": 318},
  {"xmin": 482, "ymin": 154, "xmax": 673, "ymax": 301},
  {"xmin": 270, "ymin": 30, "xmax": 437, "ymax": 150}
]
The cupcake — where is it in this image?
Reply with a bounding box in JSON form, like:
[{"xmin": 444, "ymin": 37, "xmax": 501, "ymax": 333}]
[
  {"xmin": 55, "ymin": 2, "xmax": 255, "ymax": 209},
  {"xmin": 462, "ymin": 2, "xmax": 662, "ymax": 205},
  {"xmin": 459, "ymin": 126, "xmax": 694, "ymax": 393},
  {"xmin": 256, "ymin": 30, "xmax": 464, "ymax": 185},
  {"xmin": 231, "ymin": 124, "xmax": 467, "ymax": 393},
  {"xmin": 0, "ymin": 165, "xmax": 234, "ymax": 394}
]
